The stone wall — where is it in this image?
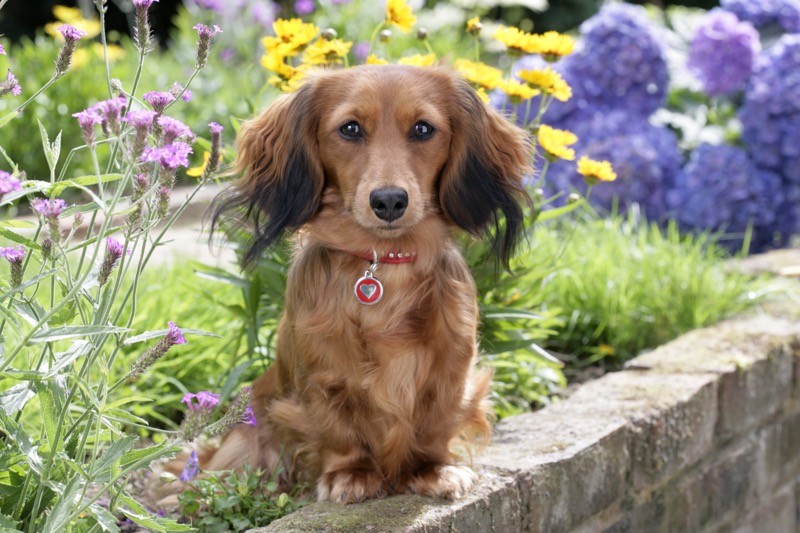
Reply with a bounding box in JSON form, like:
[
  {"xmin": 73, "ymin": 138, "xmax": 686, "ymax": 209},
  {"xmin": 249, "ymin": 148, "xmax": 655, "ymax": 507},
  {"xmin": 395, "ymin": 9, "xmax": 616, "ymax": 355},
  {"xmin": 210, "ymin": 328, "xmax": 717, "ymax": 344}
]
[{"xmin": 254, "ymin": 311, "xmax": 800, "ymax": 533}]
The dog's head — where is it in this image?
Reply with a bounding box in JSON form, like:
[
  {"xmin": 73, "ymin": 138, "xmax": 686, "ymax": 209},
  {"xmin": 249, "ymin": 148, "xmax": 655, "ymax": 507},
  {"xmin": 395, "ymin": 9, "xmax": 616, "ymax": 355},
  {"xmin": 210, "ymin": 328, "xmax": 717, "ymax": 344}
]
[{"xmin": 213, "ymin": 65, "xmax": 531, "ymax": 268}]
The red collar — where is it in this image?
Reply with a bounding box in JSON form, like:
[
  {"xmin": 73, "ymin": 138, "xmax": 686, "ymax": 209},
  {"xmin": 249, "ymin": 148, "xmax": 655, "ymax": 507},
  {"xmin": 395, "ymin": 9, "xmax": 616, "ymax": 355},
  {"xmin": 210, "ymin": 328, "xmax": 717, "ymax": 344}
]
[{"xmin": 349, "ymin": 250, "xmax": 417, "ymax": 264}]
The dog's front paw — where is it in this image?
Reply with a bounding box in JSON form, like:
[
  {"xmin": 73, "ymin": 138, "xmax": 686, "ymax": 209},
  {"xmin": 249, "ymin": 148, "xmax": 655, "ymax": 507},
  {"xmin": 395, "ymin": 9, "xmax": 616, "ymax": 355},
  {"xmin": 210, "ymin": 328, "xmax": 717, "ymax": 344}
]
[
  {"xmin": 407, "ymin": 465, "xmax": 477, "ymax": 500},
  {"xmin": 317, "ymin": 468, "xmax": 388, "ymax": 504}
]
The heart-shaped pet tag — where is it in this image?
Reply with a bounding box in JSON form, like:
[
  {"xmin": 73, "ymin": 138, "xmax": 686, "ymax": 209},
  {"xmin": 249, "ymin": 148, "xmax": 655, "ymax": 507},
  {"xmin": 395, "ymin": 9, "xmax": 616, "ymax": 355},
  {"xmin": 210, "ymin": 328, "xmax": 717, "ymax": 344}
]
[{"xmin": 354, "ymin": 272, "xmax": 383, "ymax": 305}]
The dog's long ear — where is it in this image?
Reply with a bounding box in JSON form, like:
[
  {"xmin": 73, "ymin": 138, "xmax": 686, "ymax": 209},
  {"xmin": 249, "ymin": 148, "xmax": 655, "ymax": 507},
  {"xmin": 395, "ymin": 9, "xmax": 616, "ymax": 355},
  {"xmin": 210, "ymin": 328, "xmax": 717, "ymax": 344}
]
[
  {"xmin": 439, "ymin": 81, "xmax": 531, "ymax": 269},
  {"xmin": 211, "ymin": 82, "xmax": 324, "ymax": 268}
]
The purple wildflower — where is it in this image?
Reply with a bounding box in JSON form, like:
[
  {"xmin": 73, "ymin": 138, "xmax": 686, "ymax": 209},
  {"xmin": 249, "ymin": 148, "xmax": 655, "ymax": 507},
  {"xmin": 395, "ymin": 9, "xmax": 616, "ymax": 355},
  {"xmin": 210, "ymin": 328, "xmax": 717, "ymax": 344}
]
[
  {"xmin": 1, "ymin": 69, "xmax": 21, "ymax": 98},
  {"xmin": 143, "ymin": 91, "xmax": 175, "ymax": 114},
  {"xmin": 688, "ymin": 9, "xmax": 760, "ymax": 96},
  {"xmin": 31, "ymin": 198, "xmax": 67, "ymax": 218},
  {"xmin": 129, "ymin": 321, "xmax": 188, "ymax": 379},
  {"xmin": 179, "ymin": 450, "xmax": 200, "ymax": 482},
  {"xmin": 132, "ymin": 0, "xmax": 159, "ymax": 7},
  {"xmin": 251, "ymin": 2, "xmax": 277, "ymax": 29},
  {"xmin": 155, "ymin": 185, "xmax": 171, "ymax": 218},
  {"xmin": 41, "ymin": 238, "xmax": 53, "ymax": 262},
  {"xmin": 72, "ymin": 108, "xmax": 103, "ymax": 147},
  {"xmin": 0, "ymin": 43, "xmax": 5, "ymax": 55},
  {"xmin": 203, "ymin": 122, "xmax": 224, "ymax": 178},
  {"xmin": 0, "ymin": 171, "xmax": 22, "ymax": 201},
  {"xmin": 123, "ymin": 109, "xmax": 158, "ymax": 130},
  {"xmin": 97, "ymin": 237, "xmax": 129, "ymax": 286},
  {"xmin": 141, "ymin": 142, "xmax": 193, "ymax": 170},
  {"xmin": 353, "ymin": 41, "xmax": 370, "ymax": 61},
  {"xmin": 243, "ymin": 406, "xmax": 257, "ymax": 426},
  {"xmin": 157, "ymin": 116, "xmax": 194, "ymax": 145},
  {"xmin": 182, "ymin": 391, "xmax": 220, "ymax": 410},
  {"xmin": 94, "ymin": 96, "xmax": 127, "ymax": 136},
  {"xmin": 132, "ymin": 0, "xmax": 158, "ymax": 51},
  {"xmin": 180, "ymin": 390, "xmax": 219, "ymax": 441},
  {"xmin": 0, "ymin": 245, "xmax": 25, "ymax": 286},
  {"xmin": 294, "ymin": 0, "xmax": 315, "ymax": 15},
  {"xmin": 170, "ymin": 81, "xmax": 192, "ymax": 102},
  {"xmin": 193, "ymin": 24, "xmax": 223, "ymax": 68},
  {"xmin": 190, "ymin": 0, "xmax": 224, "ymax": 12},
  {"xmin": 166, "ymin": 321, "xmax": 187, "ymax": 345},
  {"xmin": 55, "ymin": 25, "xmax": 87, "ymax": 76}
]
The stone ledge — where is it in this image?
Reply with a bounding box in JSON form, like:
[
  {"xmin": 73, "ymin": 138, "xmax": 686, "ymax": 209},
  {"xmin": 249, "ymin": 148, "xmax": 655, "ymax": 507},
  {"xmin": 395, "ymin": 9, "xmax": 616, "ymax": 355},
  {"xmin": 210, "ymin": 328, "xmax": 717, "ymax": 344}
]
[{"xmin": 253, "ymin": 312, "xmax": 800, "ymax": 533}]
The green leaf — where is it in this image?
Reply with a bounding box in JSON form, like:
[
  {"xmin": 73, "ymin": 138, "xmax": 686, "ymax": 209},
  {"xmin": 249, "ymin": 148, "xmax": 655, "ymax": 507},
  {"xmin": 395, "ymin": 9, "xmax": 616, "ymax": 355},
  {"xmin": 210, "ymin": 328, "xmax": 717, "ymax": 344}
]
[
  {"xmin": 28, "ymin": 325, "xmax": 130, "ymax": 344},
  {"xmin": 92, "ymin": 435, "xmax": 138, "ymax": 477},
  {"xmin": 36, "ymin": 385, "xmax": 60, "ymax": 453},
  {"xmin": 0, "ymin": 220, "xmax": 37, "ymax": 229},
  {"xmin": 0, "ymin": 269, "xmax": 58, "ymax": 303},
  {"xmin": 80, "ymin": 501, "xmax": 119, "ymax": 532},
  {"xmin": 0, "ymin": 385, "xmax": 34, "ymax": 416},
  {"xmin": 193, "ymin": 268, "xmax": 248, "ymax": 288},
  {"xmin": 45, "ymin": 341, "xmax": 93, "ymax": 378},
  {"xmin": 0, "ymin": 227, "xmax": 40, "ymax": 250},
  {"xmin": 0, "ymin": 109, "xmax": 21, "ymax": 129},
  {"xmin": 50, "ymin": 174, "xmax": 123, "ymax": 196},
  {"xmin": 119, "ymin": 440, "xmax": 181, "ymax": 472},
  {"xmin": 41, "ymin": 474, "xmax": 81, "ymax": 532},
  {"xmin": 536, "ymin": 200, "xmax": 582, "ymax": 222}
]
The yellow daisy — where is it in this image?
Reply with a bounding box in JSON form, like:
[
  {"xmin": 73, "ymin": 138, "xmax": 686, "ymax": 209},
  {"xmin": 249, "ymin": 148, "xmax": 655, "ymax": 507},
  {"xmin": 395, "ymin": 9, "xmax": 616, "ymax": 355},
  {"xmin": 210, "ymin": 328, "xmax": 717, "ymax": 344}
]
[
  {"xmin": 494, "ymin": 26, "xmax": 538, "ymax": 55},
  {"xmin": 454, "ymin": 59, "xmax": 503, "ymax": 91},
  {"xmin": 538, "ymin": 125, "xmax": 578, "ymax": 161},
  {"xmin": 577, "ymin": 156, "xmax": 617, "ymax": 183},
  {"xmin": 366, "ymin": 54, "xmax": 389, "ymax": 65},
  {"xmin": 386, "ymin": 0, "xmax": 416, "ymax": 33},
  {"xmin": 475, "ymin": 87, "xmax": 489, "ymax": 104},
  {"xmin": 302, "ymin": 37, "xmax": 352, "ymax": 65},
  {"xmin": 187, "ymin": 151, "xmax": 213, "ymax": 178},
  {"xmin": 529, "ymin": 31, "xmax": 575, "ymax": 61},
  {"xmin": 498, "ymin": 79, "xmax": 540, "ymax": 104},
  {"xmin": 397, "ymin": 53, "xmax": 437, "ymax": 67},
  {"xmin": 262, "ymin": 18, "xmax": 319, "ymax": 57},
  {"xmin": 44, "ymin": 6, "xmax": 102, "ymax": 40},
  {"xmin": 517, "ymin": 67, "xmax": 572, "ymax": 102},
  {"xmin": 261, "ymin": 48, "xmax": 296, "ymax": 81},
  {"xmin": 466, "ymin": 16, "xmax": 482, "ymax": 35}
]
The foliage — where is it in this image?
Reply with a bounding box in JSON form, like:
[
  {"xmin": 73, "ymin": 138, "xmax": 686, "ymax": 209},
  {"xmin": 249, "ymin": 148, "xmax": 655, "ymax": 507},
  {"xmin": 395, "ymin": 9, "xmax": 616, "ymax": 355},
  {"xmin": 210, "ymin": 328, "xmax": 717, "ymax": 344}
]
[
  {"xmin": 534, "ymin": 212, "xmax": 765, "ymax": 367},
  {"xmin": 178, "ymin": 465, "xmax": 304, "ymax": 532}
]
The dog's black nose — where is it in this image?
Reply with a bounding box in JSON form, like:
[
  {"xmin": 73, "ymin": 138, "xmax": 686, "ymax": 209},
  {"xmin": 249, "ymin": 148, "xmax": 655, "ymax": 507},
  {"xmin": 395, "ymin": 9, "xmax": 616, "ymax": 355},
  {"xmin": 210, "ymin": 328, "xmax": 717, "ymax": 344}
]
[{"xmin": 370, "ymin": 188, "xmax": 408, "ymax": 222}]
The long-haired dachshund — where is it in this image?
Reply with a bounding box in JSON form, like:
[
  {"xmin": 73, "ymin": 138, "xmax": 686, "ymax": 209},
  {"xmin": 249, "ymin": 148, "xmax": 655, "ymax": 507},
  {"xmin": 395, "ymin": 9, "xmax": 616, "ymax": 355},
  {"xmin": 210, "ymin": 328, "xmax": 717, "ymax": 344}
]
[{"xmin": 200, "ymin": 64, "xmax": 530, "ymax": 503}]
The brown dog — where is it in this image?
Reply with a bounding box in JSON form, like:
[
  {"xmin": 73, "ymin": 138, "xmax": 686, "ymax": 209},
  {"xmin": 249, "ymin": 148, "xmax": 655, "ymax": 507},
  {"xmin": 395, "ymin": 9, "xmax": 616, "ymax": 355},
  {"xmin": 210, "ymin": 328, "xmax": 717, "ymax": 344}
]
[{"xmin": 205, "ymin": 64, "xmax": 530, "ymax": 503}]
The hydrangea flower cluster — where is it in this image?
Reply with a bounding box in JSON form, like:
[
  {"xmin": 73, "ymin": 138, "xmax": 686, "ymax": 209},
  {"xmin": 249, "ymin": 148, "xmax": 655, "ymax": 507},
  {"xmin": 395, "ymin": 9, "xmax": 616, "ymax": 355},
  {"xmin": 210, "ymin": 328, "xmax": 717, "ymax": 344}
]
[
  {"xmin": 739, "ymin": 34, "xmax": 800, "ymax": 186},
  {"xmin": 688, "ymin": 9, "xmax": 760, "ymax": 96},
  {"xmin": 542, "ymin": 111, "xmax": 683, "ymax": 220},
  {"xmin": 666, "ymin": 143, "xmax": 796, "ymax": 253},
  {"xmin": 720, "ymin": 0, "xmax": 800, "ymax": 33}
]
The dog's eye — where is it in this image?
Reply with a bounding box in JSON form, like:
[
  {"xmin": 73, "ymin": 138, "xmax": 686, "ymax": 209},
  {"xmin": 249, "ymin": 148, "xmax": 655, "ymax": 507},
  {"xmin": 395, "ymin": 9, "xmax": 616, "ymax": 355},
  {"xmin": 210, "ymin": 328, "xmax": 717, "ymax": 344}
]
[
  {"xmin": 339, "ymin": 121, "xmax": 363, "ymax": 140},
  {"xmin": 412, "ymin": 121, "xmax": 435, "ymax": 140}
]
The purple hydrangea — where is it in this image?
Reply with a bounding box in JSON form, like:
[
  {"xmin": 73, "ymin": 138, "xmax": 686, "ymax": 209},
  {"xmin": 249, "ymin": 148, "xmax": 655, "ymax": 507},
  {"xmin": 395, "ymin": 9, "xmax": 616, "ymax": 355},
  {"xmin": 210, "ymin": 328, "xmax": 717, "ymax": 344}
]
[
  {"xmin": 688, "ymin": 9, "xmax": 760, "ymax": 96},
  {"xmin": 739, "ymin": 34, "xmax": 800, "ymax": 185},
  {"xmin": 492, "ymin": 4, "xmax": 668, "ymax": 126},
  {"xmin": 542, "ymin": 111, "xmax": 683, "ymax": 220},
  {"xmin": 720, "ymin": 0, "xmax": 800, "ymax": 33},
  {"xmin": 294, "ymin": 0, "xmax": 315, "ymax": 15},
  {"xmin": 189, "ymin": 0, "xmax": 223, "ymax": 12},
  {"xmin": 141, "ymin": 142, "xmax": 193, "ymax": 169},
  {"xmin": 666, "ymin": 143, "xmax": 797, "ymax": 253},
  {"xmin": 0, "ymin": 170, "xmax": 22, "ymax": 200}
]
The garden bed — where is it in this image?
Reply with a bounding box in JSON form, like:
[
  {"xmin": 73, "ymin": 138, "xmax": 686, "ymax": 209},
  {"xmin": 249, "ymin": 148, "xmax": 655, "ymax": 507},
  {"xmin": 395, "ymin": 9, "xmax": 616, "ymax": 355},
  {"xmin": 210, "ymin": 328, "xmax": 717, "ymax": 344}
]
[{"xmin": 251, "ymin": 258, "xmax": 800, "ymax": 532}]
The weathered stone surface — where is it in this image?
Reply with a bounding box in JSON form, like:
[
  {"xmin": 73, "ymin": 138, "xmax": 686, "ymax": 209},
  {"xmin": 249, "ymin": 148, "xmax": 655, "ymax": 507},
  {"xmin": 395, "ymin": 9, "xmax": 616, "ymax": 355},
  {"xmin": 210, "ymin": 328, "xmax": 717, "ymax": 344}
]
[{"xmin": 726, "ymin": 485, "xmax": 796, "ymax": 533}]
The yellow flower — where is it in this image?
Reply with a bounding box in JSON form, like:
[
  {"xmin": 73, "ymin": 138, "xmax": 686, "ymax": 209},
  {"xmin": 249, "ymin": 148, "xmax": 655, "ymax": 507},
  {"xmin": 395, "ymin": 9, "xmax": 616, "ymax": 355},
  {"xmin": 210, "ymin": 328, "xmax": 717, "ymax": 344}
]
[
  {"xmin": 187, "ymin": 151, "xmax": 212, "ymax": 178},
  {"xmin": 262, "ymin": 18, "xmax": 319, "ymax": 57},
  {"xmin": 302, "ymin": 37, "xmax": 352, "ymax": 65},
  {"xmin": 261, "ymin": 48, "xmax": 296, "ymax": 81},
  {"xmin": 498, "ymin": 79, "xmax": 540, "ymax": 104},
  {"xmin": 45, "ymin": 5, "xmax": 102, "ymax": 40},
  {"xmin": 70, "ymin": 43, "xmax": 125, "ymax": 69},
  {"xmin": 577, "ymin": 156, "xmax": 617, "ymax": 183},
  {"xmin": 466, "ymin": 16, "xmax": 482, "ymax": 34},
  {"xmin": 529, "ymin": 31, "xmax": 575, "ymax": 61},
  {"xmin": 386, "ymin": 0, "xmax": 416, "ymax": 33},
  {"xmin": 454, "ymin": 59, "xmax": 503, "ymax": 91},
  {"xmin": 494, "ymin": 25, "xmax": 538, "ymax": 55},
  {"xmin": 366, "ymin": 54, "xmax": 389, "ymax": 65},
  {"xmin": 397, "ymin": 53, "xmax": 436, "ymax": 67},
  {"xmin": 518, "ymin": 67, "xmax": 572, "ymax": 102},
  {"xmin": 475, "ymin": 87, "xmax": 489, "ymax": 103},
  {"xmin": 538, "ymin": 125, "xmax": 578, "ymax": 161}
]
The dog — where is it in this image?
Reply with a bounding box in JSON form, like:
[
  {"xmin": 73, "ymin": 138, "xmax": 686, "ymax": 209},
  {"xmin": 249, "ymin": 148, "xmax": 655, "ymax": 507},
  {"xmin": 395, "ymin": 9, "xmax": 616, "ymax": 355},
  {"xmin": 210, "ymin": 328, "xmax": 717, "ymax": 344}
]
[{"xmin": 199, "ymin": 64, "xmax": 530, "ymax": 504}]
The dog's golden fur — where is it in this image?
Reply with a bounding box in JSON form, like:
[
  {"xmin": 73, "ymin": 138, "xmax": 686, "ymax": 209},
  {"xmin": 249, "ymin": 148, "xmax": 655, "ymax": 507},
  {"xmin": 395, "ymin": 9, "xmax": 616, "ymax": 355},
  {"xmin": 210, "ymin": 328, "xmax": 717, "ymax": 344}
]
[{"xmin": 184, "ymin": 65, "xmax": 530, "ymax": 504}]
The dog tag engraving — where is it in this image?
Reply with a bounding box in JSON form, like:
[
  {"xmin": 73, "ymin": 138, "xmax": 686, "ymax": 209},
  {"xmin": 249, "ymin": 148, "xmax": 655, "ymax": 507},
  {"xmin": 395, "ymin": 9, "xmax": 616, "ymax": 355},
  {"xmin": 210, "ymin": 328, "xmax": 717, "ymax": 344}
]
[{"xmin": 354, "ymin": 271, "xmax": 383, "ymax": 305}]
